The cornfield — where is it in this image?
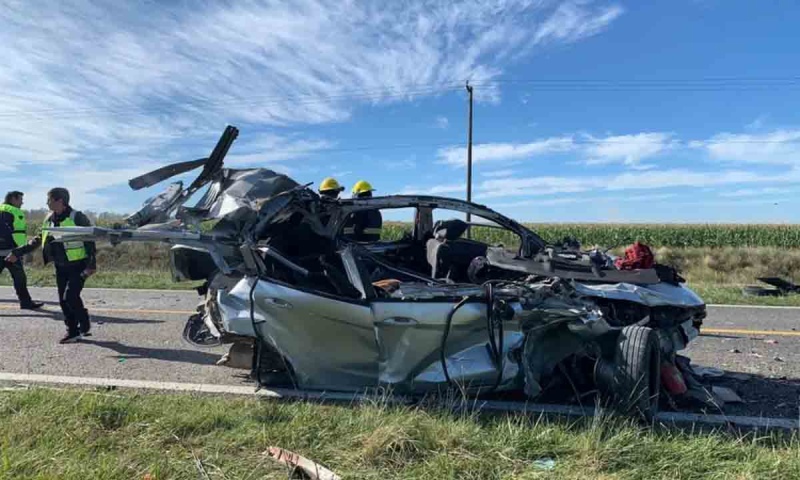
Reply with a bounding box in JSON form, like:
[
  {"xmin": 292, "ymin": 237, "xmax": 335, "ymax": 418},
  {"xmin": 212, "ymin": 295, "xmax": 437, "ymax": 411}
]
[
  {"xmin": 380, "ymin": 222, "xmax": 800, "ymax": 248},
  {"xmin": 26, "ymin": 209, "xmax": 800, "ymax": 248}
]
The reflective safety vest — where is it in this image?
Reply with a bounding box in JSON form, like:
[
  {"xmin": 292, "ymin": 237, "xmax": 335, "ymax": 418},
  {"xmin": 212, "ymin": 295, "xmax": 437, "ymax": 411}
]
[
  {"xmin": 42, "ymin": 211, "xmax": 88, "ymax": 262},
  {"xmin": 0, "ymin": 203, "xmax": 27, "ymax": 247}
]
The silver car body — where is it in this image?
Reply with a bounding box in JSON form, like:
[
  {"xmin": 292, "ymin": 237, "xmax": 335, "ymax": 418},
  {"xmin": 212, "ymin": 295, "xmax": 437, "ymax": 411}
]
[{"xmin": 47, "ymin": 127, "xmax": 705, "ymax": 400}]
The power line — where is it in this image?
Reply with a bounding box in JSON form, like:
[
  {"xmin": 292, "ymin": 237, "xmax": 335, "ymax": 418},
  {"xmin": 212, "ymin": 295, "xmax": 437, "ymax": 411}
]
[
  {"xmin": 3, "ymin": 76, "xmax": 800, "ymax": 118},
  {"xmin": 0, "ymin": 84, "xmax": 464, "ymax": 119}
]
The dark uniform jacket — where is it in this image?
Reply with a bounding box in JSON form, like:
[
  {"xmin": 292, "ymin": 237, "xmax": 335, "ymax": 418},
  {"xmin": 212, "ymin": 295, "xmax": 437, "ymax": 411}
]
[
  {"xmin": 342, "ymin": 210, "xmax": 383, "ymax": 242},
  {"xmin": 13, "ymin": 207, "xmax": 97, "ymax": 269},
  {"xmin": 0, "ymin": 210, "xmax": 18, "ymax": 252}
]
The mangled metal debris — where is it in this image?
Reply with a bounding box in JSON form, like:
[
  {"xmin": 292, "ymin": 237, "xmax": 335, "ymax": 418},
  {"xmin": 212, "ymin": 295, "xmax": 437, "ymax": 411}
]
[
  {"xmin": 47, "ymin": 125, "xmax": 712, "ymax": 420},
  {"xmin": 743, "ymin": 277, "xmax": 800, "ymax": 297}
]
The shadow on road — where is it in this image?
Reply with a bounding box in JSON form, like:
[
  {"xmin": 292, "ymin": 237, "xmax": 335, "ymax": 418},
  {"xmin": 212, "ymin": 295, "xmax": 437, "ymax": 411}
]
[
  {"xmin": 81, "ymin": 339, "xmax": 222, "ymax": 366},
  {"xmin": 0, "ymin": 299, "xmax": 60, "ymax": 306},
  {"xmin": 0, "ymin": 310, "xmax": 164, "ymax": 325}
]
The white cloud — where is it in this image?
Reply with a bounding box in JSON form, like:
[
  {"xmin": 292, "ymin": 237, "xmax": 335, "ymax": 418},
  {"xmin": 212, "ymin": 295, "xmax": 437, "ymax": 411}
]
[
  {"xmin": 0, "ymin": 1, "xmax": 623, "ymax": 210},
  {"xmin": 693, "ymin": 129, "xmax": 800, "ymax": 165},
  {"xmin": 494, "ymin": 193, "xmax": 677, "ymax": 209},
  {"xmin": 398, "ymin": 183, "xmax": 467, "ymax": 196},
  {"xmin": 482, "ymin": 169, "xmax": 516, "ymax": 178},
  {"xmin": 583, "ymin": 132, "xmax": 675, "ymax": 166},
  {"xmin": 531, "ymin": 2, "xmax": 624, "ymax": 47},
  {"xmin": 386, "ymin": 158, "xmax": 418, "ymax": 171},
  {"xmin": 719, "ymin": 187, "xmax": 794, "ymax": 198},
  {"xmin": 435, "ymin": 116, "xmax": 449, "ymax": 129},
  {"xmin": 225, "ymin": 134, "xmax": 335, "ymax": 170},
  {"xmin": 438, "ymin": 137, "xmax": 574, "ymax": 166},
  {"xmin": 478, "ymin": 168, "xmax": 800, "ymax": 199}
]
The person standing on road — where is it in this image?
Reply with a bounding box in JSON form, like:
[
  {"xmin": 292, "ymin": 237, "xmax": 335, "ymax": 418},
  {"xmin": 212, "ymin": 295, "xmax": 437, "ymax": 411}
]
[
  {"xmin": 9, "ymin": 188, "xmax": 97, "ymax": 343},
  {"xmin": 0, "ymin": 191, "xmax": 43, "ymax": 310}
]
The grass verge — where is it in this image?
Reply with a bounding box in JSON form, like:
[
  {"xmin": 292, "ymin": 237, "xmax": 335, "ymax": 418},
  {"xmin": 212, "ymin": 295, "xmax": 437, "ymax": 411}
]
[
  {"xmin": 0, "ymin": 269, "xmax": 198, "ymax": 291},
  {"xmin": 1, "ymin": 387, "xmax": 799, "ymax": 479}
]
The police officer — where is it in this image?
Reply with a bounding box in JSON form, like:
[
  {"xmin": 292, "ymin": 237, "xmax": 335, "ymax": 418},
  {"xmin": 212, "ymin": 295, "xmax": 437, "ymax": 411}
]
[
  {"xmin": 11, "ymin": 188, "xmax": 97, "ymax": 343},
  {"xmin": 342, "ymin": 180, "xmax": 383, "ymax": 242},
  {"xmin": 318, "ymin": 177, "xmax": 345, "ymax": 200},
  {"xmin": 0, "ymin": 191, "xmax": 42, "ymax": 310}
]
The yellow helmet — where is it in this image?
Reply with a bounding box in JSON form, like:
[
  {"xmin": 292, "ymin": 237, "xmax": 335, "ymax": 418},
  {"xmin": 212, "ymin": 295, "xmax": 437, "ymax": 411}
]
[
  {"xmin": 319, "ymin": 177, "xmax": 343, "ymax": 193},
  {"xmin": 352, "ymin": 180, "xmax": 375, "ymax": 196}
]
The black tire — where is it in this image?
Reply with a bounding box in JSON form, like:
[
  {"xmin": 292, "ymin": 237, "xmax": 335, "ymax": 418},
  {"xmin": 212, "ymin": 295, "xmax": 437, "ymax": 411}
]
[{"xmin": 612, "ymin": 326, "xmax": 661, "ymax": 421}]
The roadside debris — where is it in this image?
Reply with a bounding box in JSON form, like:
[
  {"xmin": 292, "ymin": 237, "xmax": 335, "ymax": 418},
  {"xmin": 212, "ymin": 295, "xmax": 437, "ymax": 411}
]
[
  {"xmin": 742, "ymin": 277, "xmax": 800, "ymax": 297},
  {"xmin": 711, "ymin": 386, "xmax": 744, "ymax": 404},
  {"xmin": 266, "ymin": 447, "xmax": 341, "ymax": 480},
  {"xmin": 764, "ymin": 339, "xmax": 779, "ymax": 345},
  {"xmin": 532, "ymin": 458, "xmax": 556, "ymax": 471},
  {"xmin": 691, "ymin": 365, "xmax": 725, "ymax": 378},
  {"xmin": 729, "ymin": 349, "xmax": 741, "ymax": 353}
]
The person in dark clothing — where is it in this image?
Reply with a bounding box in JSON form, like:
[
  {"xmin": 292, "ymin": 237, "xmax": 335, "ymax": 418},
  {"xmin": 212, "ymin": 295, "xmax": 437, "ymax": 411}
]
[
  {"xmin": 10, "ymin": 188, "xmax": 97, "ymax": 344},
  {"xmin": 342, "ymin": 180, "xmax": 383, "ymax": 242},
  {"xmin": 0, "ymin": 191, "xmax": 43, "ymax": 309}
]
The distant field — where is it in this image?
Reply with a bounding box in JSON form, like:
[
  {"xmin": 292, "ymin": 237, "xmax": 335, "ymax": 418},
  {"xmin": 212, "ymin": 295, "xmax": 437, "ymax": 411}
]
[
  {"xmin": 381, "ymin": 222, "xmax": 800, "ymax": 249},
  {"xmin": 22, "ymin": 207, "xmax": 800, "ymax": 248}
]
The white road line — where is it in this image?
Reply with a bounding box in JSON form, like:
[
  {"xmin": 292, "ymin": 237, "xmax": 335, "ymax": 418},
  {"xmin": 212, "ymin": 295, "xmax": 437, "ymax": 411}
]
[
  {"xmin": 708, "ymin": 304, "xmax": 800, "ymax": 310},
  {"xmin": 0, "ymin": 372, "xmax": 796, "ymax": 430}
]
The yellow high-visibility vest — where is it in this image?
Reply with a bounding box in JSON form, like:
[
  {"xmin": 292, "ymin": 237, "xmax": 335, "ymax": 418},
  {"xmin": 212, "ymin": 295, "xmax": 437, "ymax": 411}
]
[
  {"xmin": 42, "ymin": 211, "xmax": 87, "ymax": 262},
  {"xmin": 0, "ymin": 203, "xmax": 26, "ymax": 247}
]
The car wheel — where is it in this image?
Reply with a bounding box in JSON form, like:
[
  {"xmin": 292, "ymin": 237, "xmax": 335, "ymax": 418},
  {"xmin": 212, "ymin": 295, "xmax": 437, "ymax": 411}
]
[{"xmin": 612, "ymin": 325, "xmax": 661, "ymax": 422}]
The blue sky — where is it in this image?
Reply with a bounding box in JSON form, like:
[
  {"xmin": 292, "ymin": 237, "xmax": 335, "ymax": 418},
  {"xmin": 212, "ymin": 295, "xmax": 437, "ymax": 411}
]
[{"xmin": 3, "ymin": 0, "xmax": 800, "ymax": 222}]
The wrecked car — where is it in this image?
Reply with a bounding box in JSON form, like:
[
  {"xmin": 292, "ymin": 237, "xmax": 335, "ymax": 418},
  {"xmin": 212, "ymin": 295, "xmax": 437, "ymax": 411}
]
[{"xmin": 48, "ymin": 126, "xmax": 706, "ymax": 420}]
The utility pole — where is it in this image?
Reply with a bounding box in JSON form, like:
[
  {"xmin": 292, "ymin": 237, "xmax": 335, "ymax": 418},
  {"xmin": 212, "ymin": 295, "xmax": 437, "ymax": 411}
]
[{"xmin": 465, "ymin": 81, "xmax": 474, "ymax": 237}]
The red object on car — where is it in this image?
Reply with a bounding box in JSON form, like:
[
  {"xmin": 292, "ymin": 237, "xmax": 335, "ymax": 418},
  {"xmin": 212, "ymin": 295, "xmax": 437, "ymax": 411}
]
[
  {"xmin": 615, "ymin": 241, "xmax": 655, "ymax": 270},
  {"xmin": 661, "ymin": 362, "xmax": 688, "ymax": 395}
]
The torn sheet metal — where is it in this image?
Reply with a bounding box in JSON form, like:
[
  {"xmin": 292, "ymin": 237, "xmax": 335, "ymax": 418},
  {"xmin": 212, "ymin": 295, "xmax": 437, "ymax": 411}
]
[
  {"xmin": 574, "ymin": 281, "xmax": 705, "ymax": 308},
  {"xmin": 388, "ymin": 282, "xmax": 485, "ymax": 300}
]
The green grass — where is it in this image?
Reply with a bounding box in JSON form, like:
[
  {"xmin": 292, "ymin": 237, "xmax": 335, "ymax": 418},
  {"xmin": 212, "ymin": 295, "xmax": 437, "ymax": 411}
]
[
  {"xmin": 1, "ymin": 387, "xmax": 799, "ymax": 479},
  {"xmin": 0, "ymin": 268, "xmax": 199, "ymax": 290}
]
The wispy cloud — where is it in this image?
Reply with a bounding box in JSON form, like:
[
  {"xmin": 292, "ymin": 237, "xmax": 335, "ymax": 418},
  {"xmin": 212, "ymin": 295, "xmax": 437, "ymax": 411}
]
[
  {"xmin": 482, "ymin": 169, "xmax": 516, "ymax": 178},
  {"xmin": 0, "ymin": 0, "xmax": 623, "ymax": 209},
  {"xmin": 691, "ymin": 129, "xmax": 800, "ymax": 165},
  {"xmin": 719, "ymin": 187, "xmax": 795, "ymax": 198},
  {"xmin": 398, "ymin": 183, "xmax": 467, "ymax": 196},
  {"xmin": 583, "ymin": 132, "xmax": 675, "ymax": 166},
  {"xmin": 225, "ymin": 134, "xmax": 335, "ymax": 171},
  {"xmin": 438, "ymin": 137, "xmax": 574, "ymax": 166},
  {"xmin": 478, "ymin": 168, "xmax": 800, "ymax": 199},
  {"xmin": 494, "ymin": 193, "xmax": 677, "ymax": 209},
  {"xmin": 435, "ymin": 116, "xmax": 449, "ymax": 129}
]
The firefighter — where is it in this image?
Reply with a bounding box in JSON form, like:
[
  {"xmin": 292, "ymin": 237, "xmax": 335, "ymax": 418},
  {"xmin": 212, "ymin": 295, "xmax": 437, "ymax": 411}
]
[
  {"xmin": 0, "ymin": 191, "xmax": 42, "ymax": 310},
  {"xmin": 342, "ymin": 180, "xmax": 383, "ymax": 242},
  {"xmin": 318, "ymin": 177, "xmax": 344, "ymax": 200},
  {"xmin": 9, "ymin": 188, "xmax": 97, "ymax": 343}
]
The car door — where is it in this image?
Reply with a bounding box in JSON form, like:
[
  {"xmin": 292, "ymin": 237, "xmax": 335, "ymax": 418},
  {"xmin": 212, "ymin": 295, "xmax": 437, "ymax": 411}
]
[{"xmin": 236, "ymin": 276, "xmax": 379, "ymax": 391}]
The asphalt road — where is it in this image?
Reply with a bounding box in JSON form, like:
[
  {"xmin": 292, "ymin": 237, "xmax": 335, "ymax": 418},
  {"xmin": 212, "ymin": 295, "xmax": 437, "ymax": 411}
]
[{"xmin": 1, "ymin": 287, "xmax": 798, "ymax": 418}]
